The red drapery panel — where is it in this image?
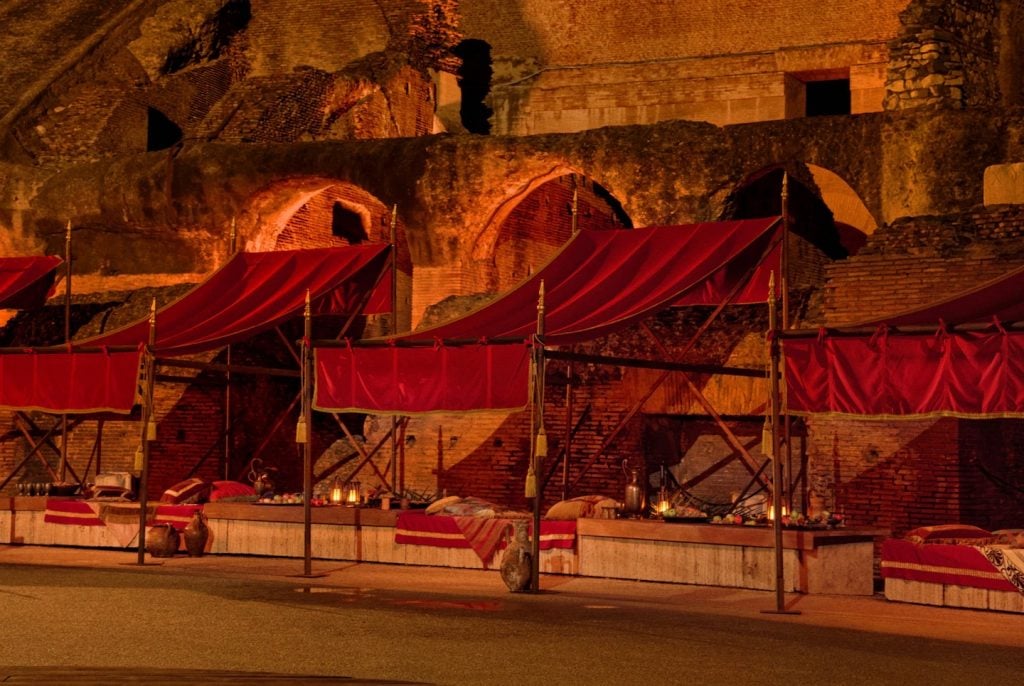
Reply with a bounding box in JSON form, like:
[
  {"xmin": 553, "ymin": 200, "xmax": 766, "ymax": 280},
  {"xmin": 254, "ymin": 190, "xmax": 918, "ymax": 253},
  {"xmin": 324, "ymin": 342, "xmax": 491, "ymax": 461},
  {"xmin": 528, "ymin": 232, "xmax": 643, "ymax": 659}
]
[
  {"xmin": 314, "ymin": 342, "xmax": 532, "ymax": 414},
  {"xmin": 82, "ymin": 245, "xmax": 391, "ymax": 356},
  {"xmin": 406, "ymin": 218, "xmax": 780, "ymax": 346},
  {"xmin": 785, "ymin": 328, "xmax": 1024, "ymax": 417},
  {"xmin": 0, "ymin": 349, "xmax": 142, "ymax": 414},
  {"xmin": 0, "ymin": 256, "xmax": 62, "ymax": 309}
]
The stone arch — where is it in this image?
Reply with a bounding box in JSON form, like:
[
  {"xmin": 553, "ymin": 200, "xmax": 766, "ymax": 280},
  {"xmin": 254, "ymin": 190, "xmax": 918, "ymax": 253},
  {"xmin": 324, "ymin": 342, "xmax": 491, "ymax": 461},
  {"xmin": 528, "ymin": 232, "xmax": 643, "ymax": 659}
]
[
  {"xmin": 805, "ymin": 163, "xmax": 878, "ymax": 256},
  {"xmin": 471, "ymin": 169, "xmax": 631, "ymax": 294},
  {"xmin": 238, "ymin": 177, "xmax": 410, "ymax": 331},
  {"xmin": 727, "ymin": 164, "xmax": 845, "ymax": 303}
]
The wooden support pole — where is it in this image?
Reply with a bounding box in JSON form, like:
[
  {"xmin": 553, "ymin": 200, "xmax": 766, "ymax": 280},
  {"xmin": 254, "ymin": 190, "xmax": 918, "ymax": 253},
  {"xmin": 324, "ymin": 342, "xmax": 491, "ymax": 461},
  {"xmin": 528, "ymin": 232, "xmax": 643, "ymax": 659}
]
[
  {"xmin": 225, "ymin": 218, "xmax": 236, "ymax": 479},
  {"xmin": 763, "ymin": 273, "xmax": 797, "ymax": 615},
  {"xmin": 302, "ymin": 290, "xmax": 314, "ymax": 577},
  {"xmin": 60, "ymin": 220, "xmax": 72, "ymax": 483},
  {"xmin": 389, "ymin": 206, "xmax": 399, "ymax": 499},
  {"xmin": 529, "ymin": 281, "xmax": 546, "ymax": 592},
  {"xmin": 561, "ymin": 356, "xmax": 573, "ymax": 502},
  {"xmin": 136, "ymin": 298, "xmax": 157, "ymax": 565}
]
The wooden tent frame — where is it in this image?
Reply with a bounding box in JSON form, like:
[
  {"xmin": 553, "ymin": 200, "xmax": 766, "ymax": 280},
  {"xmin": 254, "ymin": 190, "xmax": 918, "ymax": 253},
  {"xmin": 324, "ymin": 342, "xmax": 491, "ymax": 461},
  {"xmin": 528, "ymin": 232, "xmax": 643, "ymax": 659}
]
[
  {"xmin": 0, "ymin": 220, "xmax": 398, "ymax": 566},
  {"xmin": 302, "ymin": 182, "xmax": 798, "ymax": 603}
]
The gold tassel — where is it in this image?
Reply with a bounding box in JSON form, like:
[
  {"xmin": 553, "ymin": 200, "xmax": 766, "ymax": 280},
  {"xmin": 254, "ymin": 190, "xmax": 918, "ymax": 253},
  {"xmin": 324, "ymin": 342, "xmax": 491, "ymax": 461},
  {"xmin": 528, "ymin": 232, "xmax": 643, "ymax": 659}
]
[
  {"xmin": 295, "ymin": 415, "xmax": 308, "ymax": 443},
  {"xmin": 133, "ymin": 445, "xmax": 144, "ymax": 472},
  {"xmin": 535, "ymin": 426, "xmax": 548, "ymax": 458},
  {"xmin": 525, "ymin": 464, "xmax": 536, "ymax": 498},
  {"xmin": 761, "ymin": 418, "xmax": 773, "ymax": 458},
  {"xmin": 145, "ymin": 419, "xmax": 157, "ymax": 442}
]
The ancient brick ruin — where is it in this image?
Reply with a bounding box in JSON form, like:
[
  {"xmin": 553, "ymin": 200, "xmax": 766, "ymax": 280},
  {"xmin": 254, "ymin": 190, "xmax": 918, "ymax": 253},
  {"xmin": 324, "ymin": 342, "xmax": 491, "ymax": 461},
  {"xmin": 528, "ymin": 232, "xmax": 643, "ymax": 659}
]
[{"xmin": 2, "ymin": 0, "xmax": 1024, "ymax": 547}]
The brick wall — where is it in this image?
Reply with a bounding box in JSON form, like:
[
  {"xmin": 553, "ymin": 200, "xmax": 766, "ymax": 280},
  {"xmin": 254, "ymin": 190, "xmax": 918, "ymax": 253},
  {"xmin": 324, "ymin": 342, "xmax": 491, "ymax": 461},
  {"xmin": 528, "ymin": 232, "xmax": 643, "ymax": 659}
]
[
  {"xmin": 825, "ymin": 206, "xmax": 1024, "ymax": 325},
  {"xmin": 491, "ymin": 175, "xmax": 626, "ymax": 292}
]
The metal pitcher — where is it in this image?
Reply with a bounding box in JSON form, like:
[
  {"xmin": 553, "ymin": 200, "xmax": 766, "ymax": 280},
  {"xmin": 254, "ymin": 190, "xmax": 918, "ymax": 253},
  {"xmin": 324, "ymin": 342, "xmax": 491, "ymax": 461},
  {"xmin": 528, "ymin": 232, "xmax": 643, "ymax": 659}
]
[{"xmin": 622, "ymin": 459, "xmax": 646, "ymax": 517}]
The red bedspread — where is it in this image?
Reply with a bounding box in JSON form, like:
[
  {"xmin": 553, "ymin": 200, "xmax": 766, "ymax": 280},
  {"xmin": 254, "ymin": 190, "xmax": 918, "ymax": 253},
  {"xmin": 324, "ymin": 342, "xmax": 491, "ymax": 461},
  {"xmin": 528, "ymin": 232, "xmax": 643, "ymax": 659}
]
[
  {"xmin": 881, "ymin": 539, "xmax": 1019, "ymax": 593},
  {"xmin": 43, "ymin": 499, "xmax": 202, "ymax": 546},
  {"xmin": 395, "ymin": 512, "xmax": 576, "ymax": 568}
]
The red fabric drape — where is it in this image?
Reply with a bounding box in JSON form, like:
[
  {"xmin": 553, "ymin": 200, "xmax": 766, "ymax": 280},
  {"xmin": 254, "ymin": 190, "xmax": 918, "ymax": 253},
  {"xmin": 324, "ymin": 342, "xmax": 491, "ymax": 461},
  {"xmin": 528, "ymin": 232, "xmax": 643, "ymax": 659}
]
[
  {"xmin": 0, "ymin": 256, "xmax": 62, "ymax": 309},
  {"xmin": 314, "ymin": 342, "xmax": 532, "ymax": 414},
  {"xmin": 785, "ymin": 328, "xmax": 1024, "ymax": 417},
  {"xmin": 0, "ymin": 349, "xmax": 142, "ymax": 414},
  {"xmin": 314, "ymin": 218, "xmax": 780, "ymax": 414},
  {"xmin": 82, "ymin": 245, "xmax": 391, "ymax": 356},
  {"xmin": 0, "ymin": 245, "xmax": 389, "ymax": 414},
  {"xmin": 408, "ymin": 218, "xmax": 780, "ymax": 346}
]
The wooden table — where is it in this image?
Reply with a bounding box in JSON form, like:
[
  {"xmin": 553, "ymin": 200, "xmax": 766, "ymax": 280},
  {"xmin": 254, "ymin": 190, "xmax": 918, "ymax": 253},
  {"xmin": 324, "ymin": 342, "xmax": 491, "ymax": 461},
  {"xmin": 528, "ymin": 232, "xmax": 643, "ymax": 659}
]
[{"xmin": 577, "ymin": 519, "xmax": 887, "ymax": 595}]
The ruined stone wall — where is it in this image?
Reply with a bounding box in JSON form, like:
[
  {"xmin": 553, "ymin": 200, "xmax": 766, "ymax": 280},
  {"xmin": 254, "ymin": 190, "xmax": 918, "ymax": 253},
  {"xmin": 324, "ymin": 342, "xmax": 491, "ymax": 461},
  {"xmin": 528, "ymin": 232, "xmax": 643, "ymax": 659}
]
[
  {"xmin": 460, "ymin": 0, "xmax": 908, "ymax": 133},
  {"xmin": 245, "ymin": 0, "xmax": 389, "ymax": 77},
  {"xmin": 884, "ymin": 0, "xmax": 1001, "ymax": 110},
  {"xmin": 825, "ymin": 205, "xmax": 1024, "ymax": 324}
]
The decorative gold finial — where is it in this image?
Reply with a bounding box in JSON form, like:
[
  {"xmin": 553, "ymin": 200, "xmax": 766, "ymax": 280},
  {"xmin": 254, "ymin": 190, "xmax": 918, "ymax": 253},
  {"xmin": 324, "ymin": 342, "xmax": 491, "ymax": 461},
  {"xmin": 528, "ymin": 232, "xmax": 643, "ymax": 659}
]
[
  {"xmin": 781, "ymin": 172, "xmax": 789, "ymax": 202},
  {"xmin": 304, "ymin": 288, "xmax": 311, "ymax": 318}
]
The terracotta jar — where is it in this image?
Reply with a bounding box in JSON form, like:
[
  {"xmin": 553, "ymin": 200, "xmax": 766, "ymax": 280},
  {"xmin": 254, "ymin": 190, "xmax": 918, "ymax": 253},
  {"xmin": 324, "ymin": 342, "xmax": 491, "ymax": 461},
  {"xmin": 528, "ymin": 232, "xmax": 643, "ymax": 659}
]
[
  {"xmin": 183, "ymin": 510, "xmax": 209, "ymax": 557},
  {"xmin": 500, "ymin": 520, "xmax": 532, "ymax": 593},
  {"xmin": 145, "ymin": 523, "xmax": 179, "ymax": 558}
]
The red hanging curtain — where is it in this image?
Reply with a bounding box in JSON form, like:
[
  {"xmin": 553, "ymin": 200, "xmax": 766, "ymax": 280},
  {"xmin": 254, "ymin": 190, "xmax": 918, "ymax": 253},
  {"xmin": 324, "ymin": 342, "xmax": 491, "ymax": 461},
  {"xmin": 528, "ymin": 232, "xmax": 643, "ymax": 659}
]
[
  {"xmin": 314, "ymin": 342, "xmax": 532, "ymax": 415},
  {"xmin": 0, "ymin": 349, "xmax": 143, "ymax": 414},
  {"xmin": 785, "ymin": 328, "xmax": 1024, "ymax": 417}
]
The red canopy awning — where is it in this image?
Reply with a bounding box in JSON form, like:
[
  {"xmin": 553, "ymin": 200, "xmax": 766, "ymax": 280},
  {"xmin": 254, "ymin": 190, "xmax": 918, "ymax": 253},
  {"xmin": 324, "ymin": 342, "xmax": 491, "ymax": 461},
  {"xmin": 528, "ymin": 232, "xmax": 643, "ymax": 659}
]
[
  {"xmin": 0, "ymin": 349, "xmax": 143, "ymax": 414},
  {"xmin": 0, "ymin": 256, "xmax": 62, "ymax": 310},
  {"xmin": 315, "ymin": 218, "xmax": 781, "ymax": 414},
  {"xmin": 785, "ymin": 264, "xmax": 1024, "ymax": 417},
  {"xmin": 405, "ymin": 218, "xmax": 780, "ymax": 346},
  {"xmin": 0, "ymin": 245, "xmax": 391, "ymax": 414},
  {"xmin": 855, "ymin": 262, "xmax": 1024, "ymax": 327},
  {"xmin": 82, "ymin": 245, "xmax": 391, "ymax": 356}
]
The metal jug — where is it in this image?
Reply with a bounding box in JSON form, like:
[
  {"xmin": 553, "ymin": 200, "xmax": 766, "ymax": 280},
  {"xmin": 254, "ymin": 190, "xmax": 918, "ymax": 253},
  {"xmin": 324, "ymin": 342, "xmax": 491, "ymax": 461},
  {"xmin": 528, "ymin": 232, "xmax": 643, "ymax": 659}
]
[{"xmin": 622, "ymin": 459, "xmax": 646, "ymax": 517}]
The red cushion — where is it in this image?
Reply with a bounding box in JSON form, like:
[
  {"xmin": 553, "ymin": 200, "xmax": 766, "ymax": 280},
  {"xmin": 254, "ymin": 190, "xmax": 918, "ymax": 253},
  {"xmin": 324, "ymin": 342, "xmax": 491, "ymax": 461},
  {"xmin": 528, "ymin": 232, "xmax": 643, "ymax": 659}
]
[
  {"xmin": 904, "ymin": 524, "xmax": 994, "ymax": 545},
  {"xmin": 208, "ymin": 480, "xmax": 255, "ymax": 501},
  {"xmin": 160, "ymin": 478, "xmax": 209, "ymax": 504}
]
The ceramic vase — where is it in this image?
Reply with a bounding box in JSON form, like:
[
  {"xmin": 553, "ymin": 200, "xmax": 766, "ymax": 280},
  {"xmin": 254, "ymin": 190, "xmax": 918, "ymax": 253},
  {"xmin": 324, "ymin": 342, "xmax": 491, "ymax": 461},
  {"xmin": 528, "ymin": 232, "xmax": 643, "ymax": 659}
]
[
  {"xmin": 146, "ymin": 523, "xmax": 179, "ymax": 558},
  {"xmin": 183, "ymin": 510, "xmax": 209, "ymax": 557},
  {"xmin": 500, "ymin": 520, "xmax": 532, "ymax": 593}
]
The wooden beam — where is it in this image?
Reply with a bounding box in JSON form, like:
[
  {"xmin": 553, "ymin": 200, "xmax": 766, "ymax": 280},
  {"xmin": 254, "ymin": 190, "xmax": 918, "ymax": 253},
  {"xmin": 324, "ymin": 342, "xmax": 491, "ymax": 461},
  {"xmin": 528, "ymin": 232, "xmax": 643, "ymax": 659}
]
[{"xmin": 543, "ymin": 349, "xmax": 766, "ymax": 378}]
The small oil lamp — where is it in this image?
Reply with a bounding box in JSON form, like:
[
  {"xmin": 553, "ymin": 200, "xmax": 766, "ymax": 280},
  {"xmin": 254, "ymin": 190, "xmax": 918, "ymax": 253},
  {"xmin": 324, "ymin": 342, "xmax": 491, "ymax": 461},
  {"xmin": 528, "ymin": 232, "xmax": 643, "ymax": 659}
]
[
  {"xmin": 329, "ymin": 477, "xmax": 344, "ymax": 505},
  {"xmin": 344, "ymin": 480, "xmax": 361, "ymax": 507},
  {"xmin": 767, "ymin": 504, "xmax": 788, "ymax": 521},
  {"xmin": 655, "ymin": 487, "xmax": 671, "ymax": 516}
]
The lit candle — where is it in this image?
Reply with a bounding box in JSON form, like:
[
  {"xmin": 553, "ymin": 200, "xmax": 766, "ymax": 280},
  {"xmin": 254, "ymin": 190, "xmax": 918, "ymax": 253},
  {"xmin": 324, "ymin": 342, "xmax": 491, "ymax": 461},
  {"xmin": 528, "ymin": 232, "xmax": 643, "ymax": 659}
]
[
  {"xmin": 345, "ymin": 481, "xmax": 361, "ymax": 506},
  {"xmin": 329, "ymin": 478, "xmax": 343, "ymax": 505}
]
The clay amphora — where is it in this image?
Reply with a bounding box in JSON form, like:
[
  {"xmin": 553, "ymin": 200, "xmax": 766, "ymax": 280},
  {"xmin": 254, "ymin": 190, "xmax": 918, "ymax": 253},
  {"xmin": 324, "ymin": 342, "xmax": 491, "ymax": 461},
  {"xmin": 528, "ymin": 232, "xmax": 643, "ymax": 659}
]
[{"xmin": 183, "ymin": 510, "xmax": 209, "ymax": 557}]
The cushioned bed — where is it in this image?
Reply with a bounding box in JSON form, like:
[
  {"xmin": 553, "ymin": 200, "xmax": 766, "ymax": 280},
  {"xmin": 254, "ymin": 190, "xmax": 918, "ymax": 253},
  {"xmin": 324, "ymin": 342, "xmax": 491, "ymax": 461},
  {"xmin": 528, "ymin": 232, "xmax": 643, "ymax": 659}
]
[{"xmin": 881, "ymin": 526, "xmax": 1024, "ymax": 613}]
